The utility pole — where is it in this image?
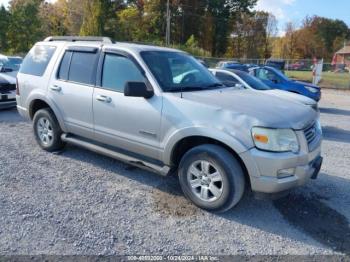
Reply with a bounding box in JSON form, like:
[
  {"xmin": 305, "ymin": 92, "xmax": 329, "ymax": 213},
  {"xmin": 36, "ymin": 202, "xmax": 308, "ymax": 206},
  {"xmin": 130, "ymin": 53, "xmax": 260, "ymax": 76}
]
[{"xmin": 166, "ymin": 0, "xmax": 171, "ymax": 46}]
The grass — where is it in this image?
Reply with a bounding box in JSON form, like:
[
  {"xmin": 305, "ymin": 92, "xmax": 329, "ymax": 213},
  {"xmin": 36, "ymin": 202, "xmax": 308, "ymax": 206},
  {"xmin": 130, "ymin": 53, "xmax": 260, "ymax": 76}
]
[{"xmin": 286, "ymin": 71, "xmax": 350, "ymax": 89}]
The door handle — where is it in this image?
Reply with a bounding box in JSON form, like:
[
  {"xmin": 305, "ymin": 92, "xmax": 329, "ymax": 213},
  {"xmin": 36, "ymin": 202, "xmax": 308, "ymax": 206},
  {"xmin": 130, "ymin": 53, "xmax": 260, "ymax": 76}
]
[
  {"xmin": 50, "ymin": 85, "xmax": 62, "ymax": 92},
  {"xmin": 96, "ymin": 95, "xmax": 112, "ymax": 103}
]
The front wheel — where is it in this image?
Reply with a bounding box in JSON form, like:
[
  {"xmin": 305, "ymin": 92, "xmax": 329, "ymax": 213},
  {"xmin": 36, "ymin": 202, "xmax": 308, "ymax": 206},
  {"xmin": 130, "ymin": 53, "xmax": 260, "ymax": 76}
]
[
  {"xmin": 178, "ymin": 144, "xmax": 245, "ymax": 213},
  {"xmin": 33, "ymin": 108, "xmax": 65, "ymax": 152}
]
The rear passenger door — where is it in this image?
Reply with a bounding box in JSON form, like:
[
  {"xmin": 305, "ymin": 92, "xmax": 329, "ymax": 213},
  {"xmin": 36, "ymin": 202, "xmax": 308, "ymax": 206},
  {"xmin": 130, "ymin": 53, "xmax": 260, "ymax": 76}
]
[{"xmin": 48, "ymin": 47, "xmax": 99, "ymax": 139}]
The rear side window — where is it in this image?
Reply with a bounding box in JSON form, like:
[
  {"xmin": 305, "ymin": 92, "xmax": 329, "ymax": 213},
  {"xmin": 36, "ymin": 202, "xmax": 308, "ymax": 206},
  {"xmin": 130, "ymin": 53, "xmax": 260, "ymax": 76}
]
[
  {"xmin": 101, "ymin": 53, "xmax": 144, "ymax": 92},
  {"xmin": 68, "ymin": 52, "xmax": 97, "ymax": 85},
  {"xmin": 20, "ymin": 45, "xmax": 56, "ymax": 76},
  {"xmin": 58, "ymin": 50, "xmax": 98, "ymax": 85}
]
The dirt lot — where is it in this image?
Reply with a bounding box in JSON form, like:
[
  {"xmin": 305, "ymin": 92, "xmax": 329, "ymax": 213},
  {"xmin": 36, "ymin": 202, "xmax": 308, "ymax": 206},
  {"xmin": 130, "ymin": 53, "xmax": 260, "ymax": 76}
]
[{"xmin": 0, "ymin": 89, "xmax": 349, "ymax": 256}]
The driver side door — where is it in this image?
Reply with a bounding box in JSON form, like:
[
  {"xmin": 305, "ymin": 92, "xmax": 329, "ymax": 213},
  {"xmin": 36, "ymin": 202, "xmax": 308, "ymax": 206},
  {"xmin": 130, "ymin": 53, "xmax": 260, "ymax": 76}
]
[{"xmin": 92, "ymin": 50, "xmax": 163, "ymax": 160}]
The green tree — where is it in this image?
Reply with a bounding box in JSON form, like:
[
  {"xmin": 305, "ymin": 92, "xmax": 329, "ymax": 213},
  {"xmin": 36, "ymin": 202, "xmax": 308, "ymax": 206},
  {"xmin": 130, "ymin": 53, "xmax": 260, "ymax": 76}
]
[
  {"xmin": 0, "ymin": 5, "xmax": 10, "ymax": 51},
  {"xmin": 7, "ymin": 0, "xmax": 43, "ymax": 53},
  {"xmin": 39, "ymin": 1, "xmax": 68, "ymax": 37},
  {"xmin": 80, "ymin": 0, "xmax": 103, "ymax": 36}
]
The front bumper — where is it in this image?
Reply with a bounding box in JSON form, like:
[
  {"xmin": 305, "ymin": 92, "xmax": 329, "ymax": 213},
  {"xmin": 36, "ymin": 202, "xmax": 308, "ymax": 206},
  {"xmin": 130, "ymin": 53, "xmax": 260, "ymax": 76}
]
[
  {"xmin": 240, "ymin": 130, "xmax": 322, "ymax": 194},
  {"xmin": 0, "ymin": 92, "xmax": 16, "ymax": 109}
]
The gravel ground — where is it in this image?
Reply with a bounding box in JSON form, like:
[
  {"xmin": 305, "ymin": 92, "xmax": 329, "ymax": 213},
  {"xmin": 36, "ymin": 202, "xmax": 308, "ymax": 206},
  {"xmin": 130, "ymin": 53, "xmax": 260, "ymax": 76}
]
[{"xmin": 0, "ymin": 89, "xmax": 349, "ymax": 256}]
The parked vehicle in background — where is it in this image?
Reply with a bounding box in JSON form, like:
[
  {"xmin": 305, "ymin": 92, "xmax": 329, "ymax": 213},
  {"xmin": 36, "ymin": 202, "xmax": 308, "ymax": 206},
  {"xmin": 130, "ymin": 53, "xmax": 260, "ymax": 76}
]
[
  {"xmin": 0, "ymin": 73, "xmax": 17, "ymax": 109},
  {"xmin": 210, "ymin": 68, "xmax": 318, "ymax": 111},
  {"xmin": 286, "ymin": 61, "xmax": 309, "ymax": 71},
  {"xmin": 0, "ymin": 55, "xmax": 23, "ymax": 77},
  {"xmin": 249, "ymin": 66, "xmax": 321, "ymax": 102},
  {"xmin": 16, "ymin": 36, "xmax": 322, "ymax": 212},
  {"xmin": 216, "ymin": 60, "xmax": 249, "ymax": 72},
  {"xmin": 197, "ymin": 59, "xmax": 209, "ymax": 68},
  {"xmin": 0, "ymin": 55, "xmax": 23, "ymax": 109},
  {"xmin": 265, "ymin": 59, "xmax": 285, "ymax": 72}
]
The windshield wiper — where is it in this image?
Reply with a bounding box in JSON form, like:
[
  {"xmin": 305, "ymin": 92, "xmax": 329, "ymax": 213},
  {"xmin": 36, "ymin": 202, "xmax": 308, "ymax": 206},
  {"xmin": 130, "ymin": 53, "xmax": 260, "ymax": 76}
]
[
  {"xmin": 167, "ymin": 86, "xmax": 207, "ymax": 92},
  {"xmin": 167, "ymin": 83, "xmax": 226, "ymax": 93},
  {"xmin": 205, "ymin": 82, "xmax": 225, "ymax": 88}
]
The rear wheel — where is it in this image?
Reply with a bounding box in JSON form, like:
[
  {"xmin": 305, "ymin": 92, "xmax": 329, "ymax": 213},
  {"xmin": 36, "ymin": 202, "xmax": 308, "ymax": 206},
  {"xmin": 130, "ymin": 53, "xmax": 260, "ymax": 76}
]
[
  {"xmin": 178, "ymin": 144, "xmax": 245, "ymax": 213},
  {"xmin": 33, "ymin": 108, "xmax": 65, "ymax": 152}
]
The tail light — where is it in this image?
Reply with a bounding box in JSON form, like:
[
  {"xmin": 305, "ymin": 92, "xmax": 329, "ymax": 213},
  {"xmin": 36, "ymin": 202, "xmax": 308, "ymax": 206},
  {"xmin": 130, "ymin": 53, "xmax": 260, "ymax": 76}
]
[{"xmin": 16, "ymin": 77, "xmax": 20, "ymax": 95}]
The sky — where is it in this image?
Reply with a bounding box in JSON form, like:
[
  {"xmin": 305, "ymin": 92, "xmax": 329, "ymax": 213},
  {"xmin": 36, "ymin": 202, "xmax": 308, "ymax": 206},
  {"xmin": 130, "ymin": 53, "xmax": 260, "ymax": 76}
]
[
  {"xmin": 255, "ymin": 0, "xmax": 350, "ymax": 35},
  {"xmin": 1, "ymin": 0, "xmax": 349, "ymax": 36}
]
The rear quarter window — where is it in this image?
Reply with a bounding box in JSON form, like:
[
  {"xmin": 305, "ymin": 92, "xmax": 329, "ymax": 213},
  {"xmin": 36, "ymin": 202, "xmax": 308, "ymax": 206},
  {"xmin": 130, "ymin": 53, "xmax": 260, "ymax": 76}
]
[{"xmin": 20, "ymin": 45, "xmax": 56, "ymax": 76}]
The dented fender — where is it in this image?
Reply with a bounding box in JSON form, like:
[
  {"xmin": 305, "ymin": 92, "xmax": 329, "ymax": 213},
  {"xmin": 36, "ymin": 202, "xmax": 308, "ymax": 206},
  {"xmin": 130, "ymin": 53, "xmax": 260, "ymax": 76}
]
[{"xmin": 162, "ymin": 126, "xmax": 252, "ymax": 166}]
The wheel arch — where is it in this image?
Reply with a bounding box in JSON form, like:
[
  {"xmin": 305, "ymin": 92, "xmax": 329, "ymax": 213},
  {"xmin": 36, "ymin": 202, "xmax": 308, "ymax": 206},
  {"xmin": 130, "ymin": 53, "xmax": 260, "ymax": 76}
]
[
  {"xmin": 165, "ymin": 131, "xmax": 251, "ymax": 186},
  {"xmin": 28, "ymin": 95, "xmax": 67, "ymax": 132}
]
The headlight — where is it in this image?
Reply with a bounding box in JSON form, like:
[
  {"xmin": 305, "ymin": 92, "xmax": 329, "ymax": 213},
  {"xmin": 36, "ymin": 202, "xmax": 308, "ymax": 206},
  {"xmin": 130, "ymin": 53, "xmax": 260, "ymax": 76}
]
[
  {"xmin": 315, "ymin": 119, "xmax": 322, "ymax": 135},
  {"xmin": 252, "ymin": 127, "xmax": 299, "ymax": 153},
  {"xmin": 305, "ymin": 86, "xmax": 318, "ymax": 93}
]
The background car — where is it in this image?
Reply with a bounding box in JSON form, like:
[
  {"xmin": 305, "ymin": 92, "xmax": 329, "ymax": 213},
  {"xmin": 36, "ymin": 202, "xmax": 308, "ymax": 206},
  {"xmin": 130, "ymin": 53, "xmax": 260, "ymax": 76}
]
[
  {"xmin": 0, "ymin": 73, "xmax": 17, "ymax": 110},
  {"xmin": 249, "ymin": 66, "xmax": 321, "ymax": 101},
  {"xmin": 210, "ymin": 68, "xmax": 319, "ymax": 111},
  {"xmin": 286, "ymin": 61, "xmax": 308, "ymax": 71},
  {"xmin": 0, "ymin": 56, "xmax": 23, "ymax": 77},
  {"xmin": 216, "ymin": 60, "xmax": 249, "ymax": 72},
  {"xmin": 265, "ymin": 59, "xmax": 286, "ymax": 72},
  {"xmin": 0, "ymin": 55, "xmax": 22, "ymax": 109}
]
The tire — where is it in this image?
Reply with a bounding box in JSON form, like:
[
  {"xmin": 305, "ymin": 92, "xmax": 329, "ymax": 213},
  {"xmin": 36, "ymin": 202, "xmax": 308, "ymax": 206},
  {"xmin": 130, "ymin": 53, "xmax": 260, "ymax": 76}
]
[
  {"xmin": 178, "ymin": 144, "xmax": 245, "ymax": 213},
  {"xmin": 33, "ymin": 108, "xmax": 65, "ymax": 152}
]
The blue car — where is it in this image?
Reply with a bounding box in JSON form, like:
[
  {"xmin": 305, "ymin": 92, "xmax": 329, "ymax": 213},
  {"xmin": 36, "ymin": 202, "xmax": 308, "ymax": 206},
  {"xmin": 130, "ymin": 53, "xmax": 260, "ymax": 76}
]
[
  {"xmin": 249, "ymin": 66, "xmax": 321, "ymax": 101},
  {"xmin": 216, "ymin": 61, "xmax": 249, "ymax": 72}
]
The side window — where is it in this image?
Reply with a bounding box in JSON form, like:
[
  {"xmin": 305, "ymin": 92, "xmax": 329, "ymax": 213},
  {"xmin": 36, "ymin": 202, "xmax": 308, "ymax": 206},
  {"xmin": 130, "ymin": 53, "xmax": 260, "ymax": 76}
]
[
  {"xmin": 216, "ymin": 72, "xmax": 239, "ymax": 85},
  {"xmin": 257, "ymin": 69, "xmax": 270, "ymax": 80},
  {"xmin": 264, "ymin": 69, "xmax": 280, "ymax": 82},
  {"xmin": 101, "ymin": 53, "xmax": 144, "ymax": 92},
  {"xmin": 20, "ymin": 45, "xmax": 56, "ymax": 76},
  {"xmin": 58, "ymin": 51, "xmax": 72, "ymax": 81},
  {"xmin": 68, "ymin": 51, "xmax": 97, "ymax": 85}
]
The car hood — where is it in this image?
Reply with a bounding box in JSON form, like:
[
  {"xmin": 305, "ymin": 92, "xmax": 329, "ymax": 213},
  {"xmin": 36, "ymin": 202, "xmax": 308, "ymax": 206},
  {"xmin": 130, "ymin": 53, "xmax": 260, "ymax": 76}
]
[
  {"xmin": 180, "ymin": 88, "xmax": 317, "ymax": 130},
  {"xmin": 0, "ymin": 73, "xmax": 16, "ymax": 85},
  {"xmin": 293, "ymin": 80, "xmax": 320, "ymax": 89},
  {"xmin": 264, "ymin": 89, "xmax": 317, "ymax": 106}
]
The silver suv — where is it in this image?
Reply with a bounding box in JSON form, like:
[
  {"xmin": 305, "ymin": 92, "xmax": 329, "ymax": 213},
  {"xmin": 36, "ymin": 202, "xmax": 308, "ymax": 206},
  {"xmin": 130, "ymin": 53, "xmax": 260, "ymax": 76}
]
[{"xmin": 16, "ymin": 37, "xmax": 323, "ymax": 212}]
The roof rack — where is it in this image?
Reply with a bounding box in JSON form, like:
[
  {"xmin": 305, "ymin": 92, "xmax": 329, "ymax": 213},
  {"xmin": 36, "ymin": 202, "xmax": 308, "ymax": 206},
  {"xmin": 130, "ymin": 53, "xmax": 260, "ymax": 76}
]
[{"xmin": 44, "ymin": 36, "xmax": 113, "ymax": 44}]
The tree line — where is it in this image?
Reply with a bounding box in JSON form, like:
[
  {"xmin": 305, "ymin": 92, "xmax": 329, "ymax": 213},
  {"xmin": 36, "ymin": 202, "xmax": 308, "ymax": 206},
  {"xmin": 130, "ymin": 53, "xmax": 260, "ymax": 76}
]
[
  {"xmin": 273, "ymin": 16, "xmax": 350, "ymax": 61},
  {"xmin": 0, "ymin": 0, "xmax": 349, "ymax": 61}
]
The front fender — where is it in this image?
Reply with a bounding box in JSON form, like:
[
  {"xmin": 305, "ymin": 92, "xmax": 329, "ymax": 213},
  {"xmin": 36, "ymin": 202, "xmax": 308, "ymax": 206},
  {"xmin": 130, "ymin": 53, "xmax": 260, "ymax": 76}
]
[
  {"xmin": 27, "ymin": 91, "xmax": 68, "ymax": 132},
  {"xmin": 162, "ymin": 126, "xmax": 250, "ymax": 165}
]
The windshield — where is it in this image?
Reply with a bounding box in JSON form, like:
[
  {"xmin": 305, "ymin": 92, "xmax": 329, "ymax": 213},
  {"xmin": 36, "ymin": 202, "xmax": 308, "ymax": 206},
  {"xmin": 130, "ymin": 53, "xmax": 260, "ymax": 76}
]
[
  {"xmin": 0, "ymin": 57, "xmax": 22, "ymax": 71},
  {"xmin": 235, "ymin": 71, "xmax": 271, "ymax": 90},
  {"xmin": 267, "ymin": 67, "xmax": 289, "ymax": 81},
  {"xmin": 141, "ymin": 51, "xmax": 224, "ymax": 92},
  {"xmin": 0, "ymin": 58, "xmax": 7, "ymax": 67},
  {"xmin": 4, "ymin": 58, "xmax": 23, "ymax": 71}
]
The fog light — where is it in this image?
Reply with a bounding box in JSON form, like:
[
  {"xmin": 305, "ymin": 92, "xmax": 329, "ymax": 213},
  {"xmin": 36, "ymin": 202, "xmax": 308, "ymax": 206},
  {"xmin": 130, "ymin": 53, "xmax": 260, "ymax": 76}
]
[{"xmin": 277, "ymin": 168, "xmax": 295, "ymax": 178}]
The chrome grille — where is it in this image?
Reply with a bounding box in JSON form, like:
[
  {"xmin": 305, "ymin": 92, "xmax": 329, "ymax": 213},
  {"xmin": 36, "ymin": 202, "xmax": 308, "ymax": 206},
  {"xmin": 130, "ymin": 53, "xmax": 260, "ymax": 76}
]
[
  {"xmin": 0, "ymin": 83, "xmax": 16, "ymax": 93},
  {"xmin": 304, "ymin": 122, "xmax": 319, "ymax": 148}
]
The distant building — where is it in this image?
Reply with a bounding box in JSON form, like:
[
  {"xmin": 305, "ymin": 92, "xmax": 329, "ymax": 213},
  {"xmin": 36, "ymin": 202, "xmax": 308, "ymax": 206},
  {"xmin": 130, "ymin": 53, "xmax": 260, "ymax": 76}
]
[{"xmin": 333, "ymin": 45, "xmax": 350, "ymax": 67}]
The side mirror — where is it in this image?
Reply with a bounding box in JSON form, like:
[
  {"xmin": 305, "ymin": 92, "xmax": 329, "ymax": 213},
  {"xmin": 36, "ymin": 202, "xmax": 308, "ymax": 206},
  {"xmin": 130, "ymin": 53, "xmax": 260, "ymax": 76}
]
[
  {"xmin": 271, "ymin": 78, "xmax": 279, "ymax": 84},
  {"xmin": 124, "ymin": 82, "xmax": 154, "ymax": 99}
]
